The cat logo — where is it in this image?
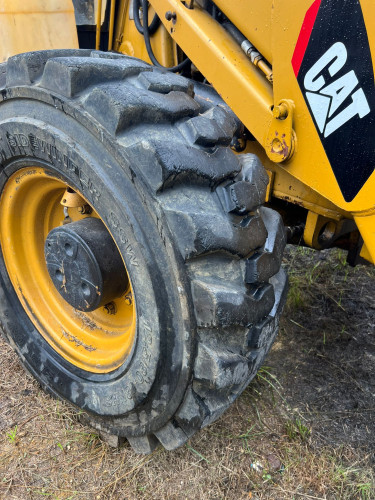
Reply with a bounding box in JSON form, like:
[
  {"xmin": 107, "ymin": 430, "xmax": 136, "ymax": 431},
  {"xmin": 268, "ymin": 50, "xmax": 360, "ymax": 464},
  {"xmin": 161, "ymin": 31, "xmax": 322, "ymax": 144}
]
[
  {"xmin": 304, "ymin": 42, "xmax": 370, "ymax": 138},
  {"xmin": 292, "ymin": 0, "xmax": 375, "ymax": 202}
]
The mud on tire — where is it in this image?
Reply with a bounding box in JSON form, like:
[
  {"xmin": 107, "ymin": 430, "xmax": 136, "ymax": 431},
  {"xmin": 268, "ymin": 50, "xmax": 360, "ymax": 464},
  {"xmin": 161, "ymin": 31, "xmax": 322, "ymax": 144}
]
[{"xmin": 0, "ymin": 50, "xmax": 287, "ymax": 453}]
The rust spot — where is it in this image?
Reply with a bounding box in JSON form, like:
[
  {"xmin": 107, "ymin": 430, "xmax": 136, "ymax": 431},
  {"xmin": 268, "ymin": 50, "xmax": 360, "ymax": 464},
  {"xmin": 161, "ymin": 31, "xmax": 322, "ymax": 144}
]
[
  {"xmin": 279, "ymin": 195, "xmax": 304, "ymax": 207},
  {"xmin": 271, "ymin": 137, "xmax": 289, "ymax": 158},
  {"xmin": 15, "ymin": 169, "xmax": 37, "ymax": 184}
]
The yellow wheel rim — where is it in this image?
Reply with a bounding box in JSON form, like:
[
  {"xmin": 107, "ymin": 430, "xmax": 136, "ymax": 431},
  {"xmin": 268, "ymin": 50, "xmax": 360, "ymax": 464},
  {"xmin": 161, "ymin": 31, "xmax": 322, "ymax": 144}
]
[{"xmin": 0, "ymin": 167, "xmax": 136, "ymax": 373}]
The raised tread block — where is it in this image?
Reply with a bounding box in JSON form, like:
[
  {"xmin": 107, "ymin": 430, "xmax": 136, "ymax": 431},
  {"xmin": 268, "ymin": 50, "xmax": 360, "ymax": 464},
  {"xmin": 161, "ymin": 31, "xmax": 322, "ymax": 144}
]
[
  {"xmin": 137, "ymin": 71, "xmax": 194, "ymax": 96},
  {"xmin": 194, "ymin": 344, "xmax": 252, "ymax": 390},
  {"xmin": 175, "ymin": 388, "xmax": 209, "ymax": 433},
  {"xmin": 239, "ymin": 154, "xmax": 270, "ymax": 187},
  {"xmin": 246, "ymin": 207, "xmax": 287, "ymax": 284},
  {"xmin": 126, "ymin": 140, "xmax": 241, "ymax": 193},
  {"xmin": 6, "ymin": 50, "xmax": 93, "ymax": 87},
  {"xmin": 83, "ymin": 84, "xmax": 200, "ymax": 134},
  {"xmin": 98, "ymin": 430, "xmax": 126, "ymax": 448},
  {"xmin": 269, "ymin": 267, "xmax": 288, "ymax": 318},
  {"xmin": 91, "ymin": 51, "xmax": 134, "ymax": 60},
  {"xmin": 245, "ymin": 268, "xmax": 287, "ymax": 352},
  {"xmin": 179, "ymin": 106, "xmax": 237, "ymax": 147},
  {"xmin": 220, "ymin": 154, "xmax": 270, "ymax": 215},
  {"xmin": 40, "ymin": 56, "xmax": 151, "ymax": 97},
  {"xmin": 155, "ymin": 421, "xmax": 192, "ymax": 451},
  {"xmin": 203, "ymin": 106, "xmax": 238, "ymax": 138},
  {"xmin": 0, "ymin": 63, "xmax": 6, "ymax": 88},
  {"xmin": 164, "ymin": 195, "xmax": 268, "ymax": 260},
  {"xmin": 176, "ymin": 387, "xmax": 210, "ymax": 436},
  {"xmin": 126, "ymin": 435, "xmax": 159, "ymax": 454},
  {"xmin": 245, "ymin": 317, "xmax": 275, "ymax": 350},
  {"xmin": 191, "ymin": 279, "xmax": 275, "ymax": 328}
]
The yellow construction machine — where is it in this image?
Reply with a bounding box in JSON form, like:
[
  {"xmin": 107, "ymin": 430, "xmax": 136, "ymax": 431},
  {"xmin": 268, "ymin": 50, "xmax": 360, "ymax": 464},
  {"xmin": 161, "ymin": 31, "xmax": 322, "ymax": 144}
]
[{"xmin": 0, "ymin": 0, "xmax": 373, "ymax": 453}]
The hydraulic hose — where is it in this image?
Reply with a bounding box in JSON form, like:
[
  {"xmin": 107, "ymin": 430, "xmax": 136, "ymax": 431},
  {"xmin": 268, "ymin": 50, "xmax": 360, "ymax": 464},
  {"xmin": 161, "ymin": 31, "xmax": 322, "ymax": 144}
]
[
  {"xmin": 141, "ymin": 0, "xmax": 191, "ymax": 72},
  {"xmin": 133, "ymin": 0, "xmax": 161, "ymax": 35}
]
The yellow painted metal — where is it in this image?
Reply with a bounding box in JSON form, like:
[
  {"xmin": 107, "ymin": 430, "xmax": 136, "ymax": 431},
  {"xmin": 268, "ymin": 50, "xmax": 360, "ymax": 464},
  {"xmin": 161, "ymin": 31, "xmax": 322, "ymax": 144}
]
[
  {"xmin": 303, "ymin": 211, "xmax": 332, "ymax": 249},
  {"xmin": 212, "ymin": 0, "xmax": 273, "ymax": 64},
  {"xmin": 355, "ymin": 214, "xmax": 375, "ymax": 263},
  {"xmin": 0, "ymin": 0, "xmax": 78, "ymax": 62},
  {"xmin": 271, "ymin": 0, "xmax": 375, "ymax": 216},
  {"xmin": 60, "ymin": 189, "xmax": 86, "ymax": 208},
  {"xmin": 114, "ymin": 0, "xmax": 177, "ymax": 66},
  {"xmin": 265, "ymin": 99, "xmax": 296, "ymax": 163},
  {"xmin": 108, "ymin": 0, "xmax": 116, "ymax": 50},
  {"xmin": 0, "ymin": 168, "xmax": 136, "ymax": 373},
  {"xmin": 96, "ymin": 0, "xmax": 103, "ymax": 50},
  {"xmin": 244, "ymin": 141, "xmax": 349, "ymax": 221}
]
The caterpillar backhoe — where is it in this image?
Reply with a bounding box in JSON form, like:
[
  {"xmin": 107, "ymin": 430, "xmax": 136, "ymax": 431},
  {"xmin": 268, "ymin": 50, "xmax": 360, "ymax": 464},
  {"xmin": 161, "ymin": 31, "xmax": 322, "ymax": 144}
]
[{"xmin": 0, "ymin": 0, "xmax": 373, "ymax": 453}]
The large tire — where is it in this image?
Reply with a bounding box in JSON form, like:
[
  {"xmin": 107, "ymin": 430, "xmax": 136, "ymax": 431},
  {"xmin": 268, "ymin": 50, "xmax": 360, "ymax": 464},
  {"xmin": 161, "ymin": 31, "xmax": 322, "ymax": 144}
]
[{"xmin": 0, "ymin": 50, "xmax": 287, "ymax": 453}]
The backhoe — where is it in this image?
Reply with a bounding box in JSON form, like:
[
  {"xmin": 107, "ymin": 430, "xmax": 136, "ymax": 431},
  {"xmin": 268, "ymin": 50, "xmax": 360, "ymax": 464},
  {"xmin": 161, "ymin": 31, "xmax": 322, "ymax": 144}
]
[{"xmin": 0, "ymin": 0, "xmax": 373, "ymax": 453}]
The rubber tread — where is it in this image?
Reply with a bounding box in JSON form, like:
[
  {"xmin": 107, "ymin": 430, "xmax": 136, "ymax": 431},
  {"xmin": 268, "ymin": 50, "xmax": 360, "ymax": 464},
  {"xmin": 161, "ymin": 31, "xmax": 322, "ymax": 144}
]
[
  {"xmin": 126, "ymin": 435, "xmax": 159, "ymax": 454},
  {"xmin": 163, "ymin": 194, "xmax": 268, "ymax": 259},
  {"xmin": 6, "ymin": 49, "xmax": 93, "ymax": 86},
  {"xmin": 245, "ymin": 208, "xmax": 287, "ymax": 284},
  {"xmin": 124, "ymin": 140, "xmax": 242, "ymax": 193},
  {"xmin": 2, "ymin": 49, "xmax": 288, "ymax": 454},
  {"xmin": 191, "ymin": 279, "xmax": 275, "ymax": 328},
  {"xmin": 83, "ymin": 84, "xmax": 200, "ymax": 135},
  {"xmin": 137, "ymin": 70, "xmax": 194, "ymax": 95},
  {"xmin": 218, "ymin": 155, "xmax": 270, "ymax": 215},
  {"xmin": 41, "ymin": 56, "xmax": 153, "ymax": 98},
  {"xmin": 178, "ymin": 106, "xmax": 237, "ymax": 147}
]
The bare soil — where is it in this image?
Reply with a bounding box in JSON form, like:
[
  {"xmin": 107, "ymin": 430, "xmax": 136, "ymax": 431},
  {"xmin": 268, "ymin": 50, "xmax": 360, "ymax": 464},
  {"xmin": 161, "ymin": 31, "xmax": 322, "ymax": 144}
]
[{"xmin": 0, "ymin": 247, "xmax": 374, "ymax": 499}]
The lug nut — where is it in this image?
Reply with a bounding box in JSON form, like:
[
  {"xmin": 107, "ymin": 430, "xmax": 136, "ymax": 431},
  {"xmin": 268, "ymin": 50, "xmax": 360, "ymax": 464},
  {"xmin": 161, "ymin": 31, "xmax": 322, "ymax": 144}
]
[
  {"xmin": 77, "ymin": 205, "xmax": 93, "ymax": 215},
  {"xmin": 104, "ymin": 302, "xmax": 117, "ymax": 315},
  {"xmin": 124, "ymin": 292, "xmax": 133, "ymax": 306}
]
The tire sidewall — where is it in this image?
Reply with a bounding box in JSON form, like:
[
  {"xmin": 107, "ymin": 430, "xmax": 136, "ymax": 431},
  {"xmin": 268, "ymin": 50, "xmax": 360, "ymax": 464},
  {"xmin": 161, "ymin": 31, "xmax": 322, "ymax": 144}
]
[{"xmin": 0, "ymin": 97, "xmax": 193, "ymax": 436}]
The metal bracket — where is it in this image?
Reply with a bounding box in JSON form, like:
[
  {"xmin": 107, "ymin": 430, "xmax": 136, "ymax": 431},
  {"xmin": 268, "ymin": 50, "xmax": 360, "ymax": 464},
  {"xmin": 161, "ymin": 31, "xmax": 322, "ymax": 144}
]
[
  {"xmin": 265, "ymin": 99, "xmax": 296, "ymax": 163},
  {"xmin": 182, "ymin": 0, "xmax": 194, "ymax": 8}
]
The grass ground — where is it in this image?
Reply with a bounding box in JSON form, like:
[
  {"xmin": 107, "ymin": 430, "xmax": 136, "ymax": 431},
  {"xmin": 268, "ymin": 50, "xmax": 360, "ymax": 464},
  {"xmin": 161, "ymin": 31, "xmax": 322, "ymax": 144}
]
[{"xmin": 0, "ymin": 247, "xmax": 374, "ymax": 499}]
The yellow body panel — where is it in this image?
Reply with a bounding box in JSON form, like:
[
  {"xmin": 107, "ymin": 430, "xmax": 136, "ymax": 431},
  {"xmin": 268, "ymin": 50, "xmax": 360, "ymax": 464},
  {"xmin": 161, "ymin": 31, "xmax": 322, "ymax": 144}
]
[
  {"xmin": 271, "ymin": 0, "xmax": 375, "ymax": 216},
  {"xmin": 213, "ymin": 0, "xmax": 273, "ymax": 65},
  {"xmin": 271, "ymin": 0, "xmax": 375, "ymax": 261},
  {"xmin": 0, "ymin": 0, "xmax": 78, "ymax": 62}
]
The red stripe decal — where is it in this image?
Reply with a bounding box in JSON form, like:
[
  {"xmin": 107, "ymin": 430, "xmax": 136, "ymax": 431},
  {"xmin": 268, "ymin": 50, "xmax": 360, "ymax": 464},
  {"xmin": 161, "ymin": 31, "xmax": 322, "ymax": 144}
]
[{"xmin": 292, "ymin": 0, "xmax": 322, "ymax": 77}]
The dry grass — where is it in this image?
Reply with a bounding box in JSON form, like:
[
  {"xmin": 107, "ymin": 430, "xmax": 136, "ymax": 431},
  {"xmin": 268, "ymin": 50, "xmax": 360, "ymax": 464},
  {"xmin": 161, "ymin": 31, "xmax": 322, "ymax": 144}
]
[{"xmin": 0, "ymin": 247, "xmax": 374, "ymax": 500}]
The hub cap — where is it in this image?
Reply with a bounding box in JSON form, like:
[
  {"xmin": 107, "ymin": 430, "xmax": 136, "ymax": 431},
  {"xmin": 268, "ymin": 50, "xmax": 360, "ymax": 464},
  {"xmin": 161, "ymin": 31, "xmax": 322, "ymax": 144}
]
[{"xmin": 45, "ymin": 218, "xmax": 129, "ymax": 312}]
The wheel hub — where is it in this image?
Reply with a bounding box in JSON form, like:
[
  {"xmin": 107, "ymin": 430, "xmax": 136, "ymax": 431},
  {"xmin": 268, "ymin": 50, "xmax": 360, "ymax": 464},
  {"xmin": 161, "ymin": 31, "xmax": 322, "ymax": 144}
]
[{"xmin": 45, "ymin": 218, "xmax": 128, "ymax": 312}]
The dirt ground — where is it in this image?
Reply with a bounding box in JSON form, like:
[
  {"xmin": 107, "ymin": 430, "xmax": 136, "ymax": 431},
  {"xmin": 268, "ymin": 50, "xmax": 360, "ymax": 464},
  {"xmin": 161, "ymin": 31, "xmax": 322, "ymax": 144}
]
[{"xmin": 0, "ymin": 246, "xmax": 374, "ymax": 500}]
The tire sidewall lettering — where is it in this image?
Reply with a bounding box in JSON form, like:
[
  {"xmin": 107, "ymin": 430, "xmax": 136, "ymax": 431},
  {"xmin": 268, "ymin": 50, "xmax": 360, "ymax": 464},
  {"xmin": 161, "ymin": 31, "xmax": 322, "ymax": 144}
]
[{"xmin": 0, "ymin": 117, "xmax": 184, "ymax": 424}]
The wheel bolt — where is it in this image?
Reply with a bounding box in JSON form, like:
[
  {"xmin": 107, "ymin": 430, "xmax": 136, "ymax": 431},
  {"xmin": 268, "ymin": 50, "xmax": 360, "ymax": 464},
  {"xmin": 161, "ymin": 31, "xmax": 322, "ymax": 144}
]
[
  {"xmin": 104, "ymin": 302, "xmax": 117, "ymax": 315},
  {"xmin": 77, "ymin": 205, "xmax": 93, "ymax": 215},
  {"xmin": 165, "ymin": 11, "xmax": 176, "ymax": 21}
]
